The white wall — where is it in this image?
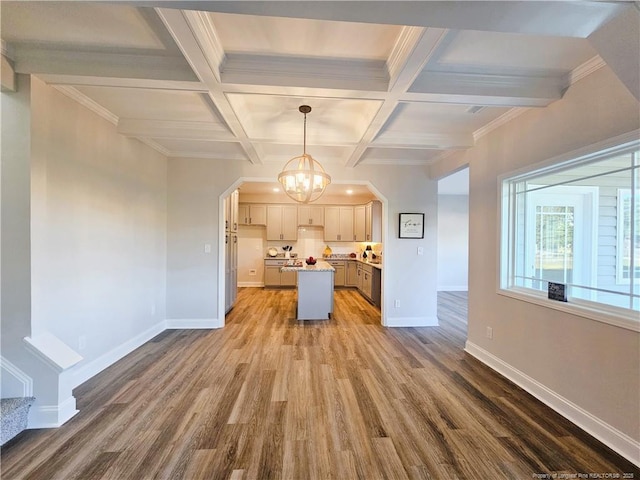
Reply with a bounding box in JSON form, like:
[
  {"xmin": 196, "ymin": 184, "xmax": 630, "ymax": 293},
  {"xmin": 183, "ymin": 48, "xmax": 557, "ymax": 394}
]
[
  {"xmin": 437, "ymin": 195, "xmax": 468, "ymax": 291},
  {"xmin": 431, "ymin": 65, "xmax": 640, "ymax": 460},
  {"xmin": 167, "ymin": 160, "xmax": 438, "ymax": 327},
  {"xmin": 29, "ymin": 77, "xmax": 168, "ymax": 386}
]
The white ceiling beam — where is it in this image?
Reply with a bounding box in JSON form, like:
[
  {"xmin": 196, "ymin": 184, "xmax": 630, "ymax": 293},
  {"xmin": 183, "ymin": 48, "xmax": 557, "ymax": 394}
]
[
  {"xmin": 156, "ymin": 7, "xmax": 262, "ymax": 164},
  {"xmin": 221, "ymin": 54, "xmax": 388, "ymax": 92},
  {"xmin": 345, "ymin": 27, "xmax": 448, "ymax": 167},
  {"xmin": 406, "ymin": 71, "xmax": 563, "ymax": 107},
  {"xmin": 12, "ymin": 45, "xmax": 198, "ymax": 82},
  {"xmin": 372, "ymin": 132, "xmax": 474, "ymax": 150},
  {"xmin": 117, "ymin": 118, "xmax": 236, "ymax": 141},
  {"xmin": 123, "ymin": 1, "xmax": 627, "ymax": 38},
  {"xmin": 37, "ymin": 74, "xmax": 206, "ymax": 92}
]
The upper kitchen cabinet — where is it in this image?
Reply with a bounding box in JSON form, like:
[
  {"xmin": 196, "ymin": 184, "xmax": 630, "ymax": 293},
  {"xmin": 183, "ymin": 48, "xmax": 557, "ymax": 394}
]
[
  {"xmin": 225, "ymin": 189, "xmax": 239, "ymax": 232},
  {"xmin": 266, "ymin": 205, "xmax": 298, "ymax": 241},
  {"xmin": 324, "ymin": 206, "xmax": 354, "ymax": 242},
  {"xmin": 354, "ymin": 201, "xmax": 382, "ymax": 242},
  {"xmin": 238, "ymin": 203, "xmax": 267, "ymax": 226},
  {"xmin": 298, "ymin": 205, "xmax": 324, "ymax": 227},
  {"xmin": 354, "ymin": 205, "xmax": 366, "ymax": 241},
  {"xmin": 366, "ymin": 201, "xmax": 382, "ymax": 243}
]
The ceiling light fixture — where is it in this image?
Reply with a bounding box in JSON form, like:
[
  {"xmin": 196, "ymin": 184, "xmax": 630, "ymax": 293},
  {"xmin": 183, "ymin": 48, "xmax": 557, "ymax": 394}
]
[{"xmin": 277, "ymin": 105, "xmax": 331, "ymax": 203}]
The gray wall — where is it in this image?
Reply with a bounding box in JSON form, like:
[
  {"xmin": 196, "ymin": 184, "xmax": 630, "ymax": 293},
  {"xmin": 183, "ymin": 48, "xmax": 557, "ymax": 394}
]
[
  {"xmin": 431, "ymin": 65, "xmax": 640, "ymax": 455},
  {"xmin": 437, "ymin": 195, "xmax": 469, "ymax": 291}
]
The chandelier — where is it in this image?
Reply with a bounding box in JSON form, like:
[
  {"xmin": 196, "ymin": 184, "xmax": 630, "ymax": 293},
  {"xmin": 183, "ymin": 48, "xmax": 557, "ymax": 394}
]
[{"xmin": 278, "ymin": 105, "xmax": 331, "ymax": 203}]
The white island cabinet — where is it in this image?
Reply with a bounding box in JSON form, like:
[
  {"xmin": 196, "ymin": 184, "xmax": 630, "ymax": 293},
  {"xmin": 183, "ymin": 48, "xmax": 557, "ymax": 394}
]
[{"xmin": 281, "ymin": 261, "xmax": 335, "ymax": 320}]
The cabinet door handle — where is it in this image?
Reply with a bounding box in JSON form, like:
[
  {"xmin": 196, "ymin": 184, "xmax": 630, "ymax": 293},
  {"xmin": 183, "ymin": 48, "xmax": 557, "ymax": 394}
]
[
  {"xmin": 225, "ymin": 220, "xmax": 229, "ymax": 229},
  {"xmin": 225, "ymin": 235, "xmax": 228, "ymax": 244},
  {"xmin": 234, "ymin": 223, "xmax": 237, "ymax": 230},
  {"xmin": 366, "ymin": 234, "xmax": 370, "ymax": 241},
  {"xmin": 249, "ymin": 217, "xmax": 252, "ymax": 224},
  {"xmin": 233, "ymin": 236, "xmax": 237, "ymax": 244}
]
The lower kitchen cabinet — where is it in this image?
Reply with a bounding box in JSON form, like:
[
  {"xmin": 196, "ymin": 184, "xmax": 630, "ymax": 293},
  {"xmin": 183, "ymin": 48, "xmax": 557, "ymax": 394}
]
[
  {"xmin": 264, "ymin": 259, "xmax": 297, "ymax": 287},
  {"xmin": 326, "ymin": 260, "xmax": 346, "ymax": 287},
  {"xmin": 356, "ymin": 262, "xmax": 381, "ymax": 307},
  {"xmin": 346, "ymin": 261, "xmax": 358, "ymax": 286}
]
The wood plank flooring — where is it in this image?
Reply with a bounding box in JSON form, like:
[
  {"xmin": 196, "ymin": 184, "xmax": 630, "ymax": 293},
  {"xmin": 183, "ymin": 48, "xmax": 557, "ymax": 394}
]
[{"xmin": 2, "ymin": 289, "xmax": 638, "ymax": 479}]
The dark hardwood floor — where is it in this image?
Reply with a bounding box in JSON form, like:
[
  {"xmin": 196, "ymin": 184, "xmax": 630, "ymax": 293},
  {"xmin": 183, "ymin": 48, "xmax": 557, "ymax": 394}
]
[{"xmin": 1, "ymin": 289, "xmax": 637, "ymax": 479}]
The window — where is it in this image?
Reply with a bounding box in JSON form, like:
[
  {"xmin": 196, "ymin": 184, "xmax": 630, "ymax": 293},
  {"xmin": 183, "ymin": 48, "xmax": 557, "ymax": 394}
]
[{"xmin": 500, "ymin": 134, "xmax": 639, "ymax": 329}]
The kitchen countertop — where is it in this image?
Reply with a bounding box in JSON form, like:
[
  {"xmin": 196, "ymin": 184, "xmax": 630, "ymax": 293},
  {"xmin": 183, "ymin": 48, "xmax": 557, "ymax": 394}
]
[
  {"xmin": 281, "ymin": 260, "xmax": 335, "ymax": 272},
  {"xmin": 324, "ymin": 257, "xmax": 382, "ymax": 270}
]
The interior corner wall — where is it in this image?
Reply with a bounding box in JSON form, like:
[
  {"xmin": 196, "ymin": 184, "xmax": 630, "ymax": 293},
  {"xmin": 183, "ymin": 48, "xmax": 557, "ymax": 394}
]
[
  {"xmin": 166, "ymin": 159, "xmax": 438, "ymax": 327},
  {"xmin": 29, "ymin": 77, "xmax": 169, "ymax": 387},
  {"xmin": 437, "ymin": 195, "xmax": 468, "ymax": 291},
  {"xmin": 1, "ymin": 73, "xmax": 33, "ymax": 381},
  {"xmin": 436, "ymin": 65, "xmax": 640, "ymax": 450}
]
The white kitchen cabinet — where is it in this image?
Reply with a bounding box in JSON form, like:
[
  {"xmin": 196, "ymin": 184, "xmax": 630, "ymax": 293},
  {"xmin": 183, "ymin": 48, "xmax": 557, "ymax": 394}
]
[
  {"xmin": 346, "ymin": 261, "xmax": 358, "ymax": 286},
  {"xmin": 354, "ymin": 205, "xmax": 366, "ymax": 241},
  {"xmin": 238, "ymin": 203, "xmax": 267, "ymax": 226},
  {"xmin": 324, "ymin": 206, "xmax": 354, "ymax": 242},
  {"xmin": 365, "ymin": 201, "xmax": 382, "ymax": 243},
  {"xmin": 225, "ymin": 189, "xmax": 239, "ymax": 232},
  {"xmin": 266, "ymin": 205, "xmax": 298, "ymax": 241},
  {"xmin": 225, "ymin": 232, "xmax": 238, "ymax": 312},
  {"xmin": 326, "ymin": 260, "xmax": 345, "ymax": 287},
  {"xmin": 298, "ymin": 205, "xmax": 324, "ymax": 226},
  {"xmin": 356, "ymin": 262, "xmax": 381, "ymax": 308},
  {"xmin": 264, "ymin": 259, "xmax": 297, "ymax": 287}
]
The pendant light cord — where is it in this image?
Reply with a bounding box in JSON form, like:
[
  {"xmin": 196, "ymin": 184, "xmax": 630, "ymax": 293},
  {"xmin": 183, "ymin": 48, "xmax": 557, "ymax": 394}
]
[{"xmin": 303, "ymin": 112, "xmax": 307, "ymax": 155}]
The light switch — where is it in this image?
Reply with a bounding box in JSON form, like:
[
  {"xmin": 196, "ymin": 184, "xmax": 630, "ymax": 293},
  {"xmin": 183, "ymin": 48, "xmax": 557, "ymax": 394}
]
[
  {"xmin": 417, "ymin": 247, "xmax": 424, "ymax": 256},
  {"xmin": 204, "ymin": 243, "xmax": 212, "ymax": 253}
]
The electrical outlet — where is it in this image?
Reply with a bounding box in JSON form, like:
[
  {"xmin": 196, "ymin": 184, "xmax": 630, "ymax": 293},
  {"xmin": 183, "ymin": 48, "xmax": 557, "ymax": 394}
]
[
  {"xmin": 394, "ymin": 300, "xmax": 400, "ymax": 308},
  {"xmin": 204, "ymin": 243, "xmax": 212, "ymax": 253},
  {"xmin": 417, "ymin": 247, "xmax": 424, "ymax": 256},
  {"xmin": 486, "ymin": 327, "xmax": 493, "ymax": 339}
]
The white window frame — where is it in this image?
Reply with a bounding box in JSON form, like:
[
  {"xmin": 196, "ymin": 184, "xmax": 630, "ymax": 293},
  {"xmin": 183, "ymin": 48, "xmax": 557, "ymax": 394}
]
[
  {"xmin": 498, "ymin": 131, "xmax": 640, "ymax": 333},
  {"xmin": 616, "ymin": 188, "xmax": 640, "ymax": 285}
]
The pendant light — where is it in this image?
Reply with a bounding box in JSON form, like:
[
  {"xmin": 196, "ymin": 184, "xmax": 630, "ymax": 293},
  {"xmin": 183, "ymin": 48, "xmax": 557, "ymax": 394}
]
[{"xmin": 277, "ymin": 105, "xmax": 331, "ymax": 203}]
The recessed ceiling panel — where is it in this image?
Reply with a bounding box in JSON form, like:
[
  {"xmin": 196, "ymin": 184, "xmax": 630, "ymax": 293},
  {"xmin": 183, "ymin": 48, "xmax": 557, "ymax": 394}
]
[
  {"xmin": 1, "ymin": 3, "xmax": 166, "ymax": 50},
  {"xmin": 75, "ymin": 87, "xmax": 221, "ymax": 123},
  {"xmin": 209, "ymin": 13, "xmax": 401, "ymax": 60},
  {"xmin": 227, "ymin": 94, "xmax": 382, "ymax": 145},
  {"xmin": 435, "ymin": 30, "xmax": 596, "ymax": 73}
]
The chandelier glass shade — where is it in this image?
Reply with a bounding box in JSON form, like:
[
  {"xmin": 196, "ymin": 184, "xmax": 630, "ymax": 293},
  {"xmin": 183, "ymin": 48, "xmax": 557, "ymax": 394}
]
[{"xmin": 277, "ymin": 105, "xmax": 331, "ymax": 203}]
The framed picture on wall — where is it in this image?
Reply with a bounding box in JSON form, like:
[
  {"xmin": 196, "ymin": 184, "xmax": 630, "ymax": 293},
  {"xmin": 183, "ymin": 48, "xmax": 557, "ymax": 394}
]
[{"xmin": 399, "ymin": 213, "xmax": 425, "ymax": 239}]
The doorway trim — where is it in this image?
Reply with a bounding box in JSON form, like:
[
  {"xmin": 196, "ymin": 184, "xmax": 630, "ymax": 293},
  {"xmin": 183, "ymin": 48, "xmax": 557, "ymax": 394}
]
[{"xmin": 217, "ymin": 177, "xmax": 389, "ymax": 327}]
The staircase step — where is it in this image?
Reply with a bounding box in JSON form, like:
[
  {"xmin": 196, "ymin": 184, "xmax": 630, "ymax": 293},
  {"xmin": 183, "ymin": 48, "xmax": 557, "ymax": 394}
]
[{"xmin": 1, "ymin": 397, "xmax": 35, "ymax": 445}]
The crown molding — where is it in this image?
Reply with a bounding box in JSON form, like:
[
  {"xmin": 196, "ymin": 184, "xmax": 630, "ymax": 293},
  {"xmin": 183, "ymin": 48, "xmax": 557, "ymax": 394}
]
[
  {"xmin": 137, "ymin": 137, "xmax": 171, "ymax": 157},
  {"xmin": 52, "ymin": 86, "xmax": 118, "ymax": 125},
  {"xmin": 473, "ymin": 107, "xmax": 529, "ymax": 141},
  {"xmin": 566, "ymin": 55, "xmax": 606, "ymax": 87}
]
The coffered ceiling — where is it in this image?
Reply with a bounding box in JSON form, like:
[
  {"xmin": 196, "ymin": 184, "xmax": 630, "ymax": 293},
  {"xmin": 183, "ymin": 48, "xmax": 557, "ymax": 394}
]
[{"xmin": 1, "ymin": 1, "xmax": 634, "ymax": 168}]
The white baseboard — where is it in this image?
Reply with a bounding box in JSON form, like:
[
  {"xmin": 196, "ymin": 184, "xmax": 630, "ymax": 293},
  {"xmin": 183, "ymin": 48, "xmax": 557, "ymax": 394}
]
[
  {"xmin": 465, "ymin": 341, "xmax": 640, "ymax": 467},
  {"xmin": 437, "ymin": 285, "xmax": 468, "ymax": 292},
  {"xmin": 166, "ymin": 318, "xmax": 222, "ymax": 329},
  {"xmin": 70, "ymin": 320, "xmax": 166, "ymax": 388},
  {"xmin": 384, "ymin": 316, "xmax": 439, "ymax": 327},
  {"xmin": 28, "ymin": 396, "xmax": 78, "ymax": 429},
  {"xmin": 238, "ymin": 281, "xmax": 264, "ymax": 287}
]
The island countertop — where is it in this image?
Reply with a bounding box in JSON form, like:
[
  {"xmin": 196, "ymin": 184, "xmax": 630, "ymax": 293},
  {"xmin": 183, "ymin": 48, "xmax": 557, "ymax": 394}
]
[{"xmin": 280, "ymin": 260, "xmax": 335, "ymax": 272}]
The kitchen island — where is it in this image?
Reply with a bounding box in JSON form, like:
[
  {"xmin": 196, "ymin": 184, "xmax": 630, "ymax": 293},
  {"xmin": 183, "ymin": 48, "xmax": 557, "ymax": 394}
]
[{"xmin": 281, "ymin": 260, "xmax": 335, "ymax": 320}]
